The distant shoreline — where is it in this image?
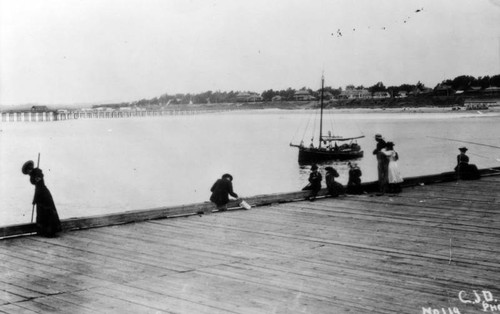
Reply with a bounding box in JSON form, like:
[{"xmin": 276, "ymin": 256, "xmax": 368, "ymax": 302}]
[
  {"xmin": 2, "ymin": 102, "xmax": 499, "ymax": 116},
  {"xmin": 237, "ymin": 105, "xmax": 500, "ymax": 116},
  {"xmin": 318, "ymin": 106, "xmax": 500, "ymax": 114}
]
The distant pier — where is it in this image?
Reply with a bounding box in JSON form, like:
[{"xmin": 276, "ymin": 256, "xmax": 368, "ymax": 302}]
[{"xmin": 0, "ymin": 107, "xmax": 235, "ymax": 122}]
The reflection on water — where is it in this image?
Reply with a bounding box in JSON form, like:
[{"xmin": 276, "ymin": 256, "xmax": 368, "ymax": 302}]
[{"xmin": 1, "ymin": 110, "xmax": 499, "ymax": 225}]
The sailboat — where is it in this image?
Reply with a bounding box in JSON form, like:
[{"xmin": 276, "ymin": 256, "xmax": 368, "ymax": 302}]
[{"xmin": 289, "ymin": 76, "xmax": 364, "ymax": 163}]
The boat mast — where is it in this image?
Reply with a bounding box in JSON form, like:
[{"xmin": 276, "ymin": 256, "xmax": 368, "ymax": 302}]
[{"xmin": 319, "ymin": 75, "xmax": 324, "ymax": 149}]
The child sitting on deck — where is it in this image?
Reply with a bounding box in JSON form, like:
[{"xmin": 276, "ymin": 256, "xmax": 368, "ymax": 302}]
[
  {"xmin": 325, "ymin": 166, "xmax": 345, "ymax": 197},
  {"xmin": 302, "ymin": 164, "xmax": 322, "ymax": 201},
  {"xmin": 347, "ymin": 162, "xmax": 363, "ymax": 194}
]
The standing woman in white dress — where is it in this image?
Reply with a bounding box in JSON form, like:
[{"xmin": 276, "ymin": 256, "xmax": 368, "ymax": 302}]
[{"xmin": 382, "ymin": 142, "xmax": 403, "ymax": 193}]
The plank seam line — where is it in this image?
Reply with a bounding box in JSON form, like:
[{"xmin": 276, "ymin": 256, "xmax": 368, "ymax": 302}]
[
  {"xmin": 104, "ymin": 283, "xmax": 241, "ymax": 314},
  {"xmin": 202, "ymin": 261, "xmax": 478, "ymax": 301},
  {"xmin": 25, "ymin": 237, "xmax": 182, "ymax": 273},
  {"xmin": 180, "ymin": 220, "xmax": 500, "ymax": 268},
  {"xmin": 240, "ymin": 204, "xmax": 500, "ymax": 234},
  {"xmin": 193, "ymin": 268, "xmax": 402, "ymax": 314}
]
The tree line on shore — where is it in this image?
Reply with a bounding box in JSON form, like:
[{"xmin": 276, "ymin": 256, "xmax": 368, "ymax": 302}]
[
  {"xmin": 107, "ymin": 74, "xmax": 499, "ymax": 108},
  {"xmin": 3, "ymin": 74, "xmax": 498, "ymax": 113}
]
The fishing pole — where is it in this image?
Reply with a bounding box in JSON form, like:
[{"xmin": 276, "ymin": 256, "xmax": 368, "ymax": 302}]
[
  {"xmin": 427, "ymin": 136, "xmax": 500, "ymax": 150},
  {"xmin": 31, "ymin": 153, "xmax": 40, "ymax": 223},
  {"xmin": 467, "ymin": 152, "xmax": 499, "ymax": 160}
]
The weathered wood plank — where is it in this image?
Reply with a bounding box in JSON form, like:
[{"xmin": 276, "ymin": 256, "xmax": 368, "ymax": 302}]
[
  {"xmin": 0, "ymin": 303, "xmax": 39, "ymax": 314},
  {"xmin": 0, "ymin": 171, "xmax": 499, "ymax": 313}
]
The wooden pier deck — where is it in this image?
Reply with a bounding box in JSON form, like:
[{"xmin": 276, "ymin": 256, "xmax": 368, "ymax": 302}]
[{"xmin": 1, "ymin": 175, "xmax": 499, "ymax": 313}]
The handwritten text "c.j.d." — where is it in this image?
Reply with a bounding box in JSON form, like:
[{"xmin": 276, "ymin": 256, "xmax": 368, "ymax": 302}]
[{"xmin": 459, "ymin": 290, "xmax": 500, "ymax": 312}]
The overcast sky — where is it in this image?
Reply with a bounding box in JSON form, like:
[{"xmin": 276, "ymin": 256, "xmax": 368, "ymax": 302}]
[{"xmin": 1, "ymin": 0, "xmax": 499, "ymax": 105}]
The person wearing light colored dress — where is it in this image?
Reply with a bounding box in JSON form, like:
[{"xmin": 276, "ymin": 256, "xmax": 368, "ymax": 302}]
[{"xmin": 382, "ymin": 142, "xmax": 403, "ymax": 193}]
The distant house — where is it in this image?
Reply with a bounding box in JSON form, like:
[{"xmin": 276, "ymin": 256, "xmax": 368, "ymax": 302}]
[
  {"xmin": 236, "ymin": 93, "xmax": 250, "ymax": 102},
  {"xmin": 247, "ymin": 95, "xmax": 263, "ymax": 102},
  {"xmin": 482, "ymin": 86, "xmax": 500, "ymax": 96},
  {"xmin": 318, "ymin": 91, "xmax": 334, "ymax": 101},
  {"xmin": 421, "ymin": 88, "xmax": 434, "ymax": 94},
  {"xmin": 372, "ymin": 91, "xmax": 391, "ymax": 99},
  {"xmin": 464, "ymin": 86, "xmax": 482, "ymax": 95},
  {"xmin": 293, "ymin": 90, "xmax": 316, "ymax": 101},
  {"xmin": 236, "ymin": 92, "xmax": 262, "ymax": 102},
  {"xmin": 409, "ymin": 88, "xmax": 433, "ymax": 96},
  {"xmin": 396, "ymin": 91, "xmax": 408, "ymax": 98},
  {"xmin": 31, "ymin": 106, "xmax": 49, "ymax": 112},
  {"xmin": 433, "ymin": 84, "xmax": 455, "ymax": 96},
  {"xmin": 339, "ymin": 89, "xmax": 371, "ymax": 99}
]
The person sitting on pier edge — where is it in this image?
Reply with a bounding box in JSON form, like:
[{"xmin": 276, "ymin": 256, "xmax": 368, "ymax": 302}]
[
  {"xmin": 302, "ymin": 164, "xmax": 322, "ymax": 201},
  {"xmin": 325, "ymin": 166, "xmax": 345, "ymax": 197},
  {"xmin": 22, "ymin": 160, "xmax": 62, "ymax": 237},
  {"xmin": 347, "ymin": 162, "xmax": 363, "ymax": 194},
  {"xmin": 382, "ymin": 142, "xmax": 403, "ymax": 193},
  {"xmin": 207, "ymin": 173, "xmax": 239, "ymax": 214},
  {"xmin": 454, "ymin": 147, "xmax": 480, "ymax": 180},
  {"xmin": 372, "ymin": 134, "xmax": 388, "ymax": 195}
]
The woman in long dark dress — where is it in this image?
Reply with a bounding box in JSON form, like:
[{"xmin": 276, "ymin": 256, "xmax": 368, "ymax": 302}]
[
  {"xmin": 302, "ymin": 164, "xmax": 322, "ymax": 201},
  {"xmin": 454, "ymin": 147, "xmax": 480, "ymax": 180},
  {"xmin": 209, "ymin": 173, "xmax": 239, "ymax": 213},
  {"xmin": 325, "ymin": 166, "xmax": 345, "ymax": 197},
  {"xmin": 347, "ymin": 162, "xmax": 363, "ymax": 194},
  {"xmin": 22, "ymin": 160, "xmax": 62, "ymax": 237}
]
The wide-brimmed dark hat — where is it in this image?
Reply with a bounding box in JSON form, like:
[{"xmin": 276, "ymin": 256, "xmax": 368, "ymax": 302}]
[
  {"xmin": 222, "ymin": 173, "xmax": 233, "ymax": 181},
  {"xmin": 386, "ymin": 141, "xmax": 395, "ymax": 148},
  {"xmin": 459, "ymin": 147, "xmax": 468, "ymax": 152},
  {"xmin": 22, "ymin": 160, "xmax": 34, "ymax": 174},
  {"xmin": 375, "ymin": 134, "xmax": 383, "ymax": 139},
  {"xmin": 324, "ymin": 166, "xmax": 334, "ymax": 172}
]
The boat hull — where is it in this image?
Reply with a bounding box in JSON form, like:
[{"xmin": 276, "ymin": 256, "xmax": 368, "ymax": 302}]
[{"xmin": 297, "ymin": 146, "xmax": 364, "ymax": 163}]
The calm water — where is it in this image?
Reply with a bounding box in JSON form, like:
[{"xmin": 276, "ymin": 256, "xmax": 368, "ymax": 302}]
[{"xmin": 1, "ymin": 109, "xmax": 499, "ymax": 226}]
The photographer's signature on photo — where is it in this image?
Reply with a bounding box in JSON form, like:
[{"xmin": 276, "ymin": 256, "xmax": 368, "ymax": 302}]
[{"xmin": 423, "ymin": 290, "xmax": 499, "ymax": 313}]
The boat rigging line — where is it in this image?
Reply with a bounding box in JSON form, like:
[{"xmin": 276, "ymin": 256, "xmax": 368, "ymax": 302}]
[{"xmin": 290, "ymin": 107, "xmax": 318, "ymax": 145}]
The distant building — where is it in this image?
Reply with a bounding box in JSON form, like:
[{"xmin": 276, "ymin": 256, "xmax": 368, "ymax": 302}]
[
  {"xmin": 372, "ymin": 91, "xmax": 391, "ymax": 99},
  {"xmin": 464, "ymin": 86, "xmax": 482, "ymax": 95},
  {"xmin": 396, "ymin": 91, "xmax": 408, "ymax": 98},
  {"xmin": 318, "ymin": 91, "xmax": 334, "ymax": 100},
  {"xmin": 31, "ymin": 106, "xmax": 49, "ymax": 112},
  {"xmin": 433, "ymin": 84, "xmax": 455, "ymax": 96},
  {"xmin": 409, "ymin": 88, "xmax": 433, "ymax": 96},
  {"xmin": 482, "ymin": 86, "xmax": 500, "ymax": 96},
  {"xmin": 293, "ymin": 90, "xmax": 316, "ymax": 101},
  {"xmin": 339, "ymin": 89, "xmax": 371, "ymax": 99},
  {"xmin": 236, "ymin": 92, "xmax": 263, "ymax": 102},
  {"xmin": 421, "ymin": 88, "xmax": 434, "ymax": 94},
  {"xmin": 247, "ymin": 95, "xmax": 263, "ymax": 102}
]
